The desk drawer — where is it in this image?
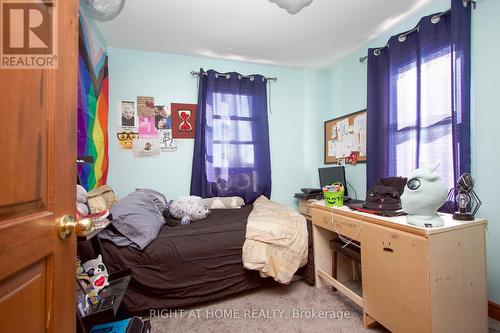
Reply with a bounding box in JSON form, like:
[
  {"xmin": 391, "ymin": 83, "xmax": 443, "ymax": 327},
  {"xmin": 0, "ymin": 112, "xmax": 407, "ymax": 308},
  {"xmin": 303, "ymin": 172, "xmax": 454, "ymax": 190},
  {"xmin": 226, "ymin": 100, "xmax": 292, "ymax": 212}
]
[
  {"xmin": 362, "ymin": 223, "xmax": 430, "ymax": 333},
  {"xmin": 298, "ymin": 200, "xmax": 312, "ymax": 217},
  {"xmin": 311, "ymin": 209, "xmax": 362, "ymax": 241}
]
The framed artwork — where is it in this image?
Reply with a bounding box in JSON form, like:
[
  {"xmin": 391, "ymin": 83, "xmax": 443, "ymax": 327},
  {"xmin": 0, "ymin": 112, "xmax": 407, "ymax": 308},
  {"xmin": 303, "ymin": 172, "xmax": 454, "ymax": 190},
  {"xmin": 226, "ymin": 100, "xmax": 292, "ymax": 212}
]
[
  {"xmin": 171, "ymin": 103, "xmax": 197, "ymax": 139},
  {"xmin": 324, "ymin": 109, "xmax": 367, "ymax": 164}
]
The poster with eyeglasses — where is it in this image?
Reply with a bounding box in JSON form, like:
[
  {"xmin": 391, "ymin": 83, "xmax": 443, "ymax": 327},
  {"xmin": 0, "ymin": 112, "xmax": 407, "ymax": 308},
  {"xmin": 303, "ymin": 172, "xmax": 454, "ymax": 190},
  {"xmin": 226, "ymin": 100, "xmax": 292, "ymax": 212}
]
[{"xmin": 116, "ymin": 129, "xmax": 139, "ymax": 150}]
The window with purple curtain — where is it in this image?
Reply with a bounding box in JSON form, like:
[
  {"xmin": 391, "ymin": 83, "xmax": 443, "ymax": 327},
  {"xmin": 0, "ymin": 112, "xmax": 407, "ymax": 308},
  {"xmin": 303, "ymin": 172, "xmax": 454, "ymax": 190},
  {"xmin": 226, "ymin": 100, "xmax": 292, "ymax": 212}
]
[
  {"xmin": 367, "ymin": 0, "xmax": 471, "ymax": 192},
  {"xmin": 190, "ymin": 69, "xmax": 271, "ymax": 203}
]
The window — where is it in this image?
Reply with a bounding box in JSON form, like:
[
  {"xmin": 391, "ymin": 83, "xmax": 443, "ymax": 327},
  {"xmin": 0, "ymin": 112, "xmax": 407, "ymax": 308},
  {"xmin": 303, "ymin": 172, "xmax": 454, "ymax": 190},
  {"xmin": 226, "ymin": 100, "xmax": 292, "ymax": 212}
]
[
  {"xmin": 393, "ymin": 47, "xmax": 454, "ymax": 189},
  {"xmin": 191, "ymin": 69, "xmax": 271, "ymax": 203},
  {"xmin": 209, "ymin": 92, "xmax": 255, "ymax": 169},
  {"xmin": 366, "ymin": 8, "xmax": 471, "ymax": 192}
]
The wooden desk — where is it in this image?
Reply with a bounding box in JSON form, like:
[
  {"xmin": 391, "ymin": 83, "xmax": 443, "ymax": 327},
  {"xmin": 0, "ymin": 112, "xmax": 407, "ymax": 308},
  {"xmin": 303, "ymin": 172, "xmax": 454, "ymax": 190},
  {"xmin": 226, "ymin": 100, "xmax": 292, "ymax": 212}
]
[
  {"xmin": 311, "ymin": 202, "xmax": 488, "ymax": 333},
  {"xmin": 297, "ymin": 198, "xmax": 321, "ymax": 220}
]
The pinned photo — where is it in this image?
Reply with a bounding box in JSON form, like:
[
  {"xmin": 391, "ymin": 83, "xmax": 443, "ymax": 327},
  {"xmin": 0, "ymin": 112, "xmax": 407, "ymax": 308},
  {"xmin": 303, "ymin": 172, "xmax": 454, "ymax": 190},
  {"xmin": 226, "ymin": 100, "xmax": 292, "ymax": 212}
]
[
  {"xmin": 120, "ymin": 101, "xmax": 136, "ymax": 128},
  {"xmin": 133, "ymin": 138, "xmax": 160, "ymax": 158},
  {"xmin": 137, "ymin": 96, "xmax": 155, "ymax": 117},
  {"xmin": 138, "ymin": 115, "xmax": 158, "ymax": 138},
  {"xmin": 154, "ymin": 105, "xmax": 172, "ymax": 130},
  {"xmin": 159, "ymin": 129, "xmax": 177, "ymax": 152}
]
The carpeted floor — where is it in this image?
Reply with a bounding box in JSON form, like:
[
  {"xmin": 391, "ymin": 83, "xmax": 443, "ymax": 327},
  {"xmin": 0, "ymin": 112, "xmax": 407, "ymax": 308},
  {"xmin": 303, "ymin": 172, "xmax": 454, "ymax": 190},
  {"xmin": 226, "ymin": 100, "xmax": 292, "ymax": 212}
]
[{"xmin": 149, "ymin": 280, "xmax": 499, "ymax": 333}]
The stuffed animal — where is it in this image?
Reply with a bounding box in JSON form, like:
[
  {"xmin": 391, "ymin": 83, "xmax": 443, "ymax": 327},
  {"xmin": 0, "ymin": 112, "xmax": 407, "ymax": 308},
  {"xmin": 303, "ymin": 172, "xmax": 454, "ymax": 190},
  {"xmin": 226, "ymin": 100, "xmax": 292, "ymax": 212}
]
[
  {"xmin": 168, "ymin": 196, "xmax": 210, "ymax": 225},
  {"xmin": 401, "ymin": 162, "xmax": 448, "ymax": 228},
  {"xmin": 76, "ymin": 185, "xmax": 89, "ymax": 217},
  {"xmin": 202, "ymin": 196, "xmax": 245, "ymax": 209},
  {"xmin": 82, "ymin": 255, "xmax": 110, "ymax": 293}
]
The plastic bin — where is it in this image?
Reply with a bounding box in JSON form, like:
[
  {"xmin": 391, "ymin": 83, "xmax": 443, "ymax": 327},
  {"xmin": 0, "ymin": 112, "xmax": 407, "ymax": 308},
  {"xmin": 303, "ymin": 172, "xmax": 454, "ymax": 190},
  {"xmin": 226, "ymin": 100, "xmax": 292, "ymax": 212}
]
[{"xmin": 324, "ymin": 190, "xmax": 344, "ymax": 207}]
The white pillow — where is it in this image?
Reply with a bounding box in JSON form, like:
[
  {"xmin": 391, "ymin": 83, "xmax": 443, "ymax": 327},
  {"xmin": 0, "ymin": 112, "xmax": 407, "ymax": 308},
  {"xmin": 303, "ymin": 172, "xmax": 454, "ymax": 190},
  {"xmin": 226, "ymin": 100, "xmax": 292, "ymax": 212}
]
[{"xmin": 202, "ymin": 196, "xmax": 245, "ymax": 209}]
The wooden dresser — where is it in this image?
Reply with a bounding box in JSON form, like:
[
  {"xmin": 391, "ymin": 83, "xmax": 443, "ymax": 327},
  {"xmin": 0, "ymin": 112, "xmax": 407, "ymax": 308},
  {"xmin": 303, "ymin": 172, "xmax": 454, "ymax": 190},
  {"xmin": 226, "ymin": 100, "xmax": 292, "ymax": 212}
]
[{"xmin": 311, "ymin": 202, "xmax": 488, "ymax": 333}]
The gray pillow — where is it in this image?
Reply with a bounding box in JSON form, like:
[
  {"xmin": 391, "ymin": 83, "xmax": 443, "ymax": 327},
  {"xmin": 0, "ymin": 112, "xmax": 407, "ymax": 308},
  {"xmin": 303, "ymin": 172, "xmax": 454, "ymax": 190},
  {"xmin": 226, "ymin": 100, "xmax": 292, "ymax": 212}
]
[
  {"xmin": 101, "ymin": 190, "xmax": 166, "ymax": 250},
  {"xmin": 136, "ymin": 188, "xmax": 169, "ymax": 212}
]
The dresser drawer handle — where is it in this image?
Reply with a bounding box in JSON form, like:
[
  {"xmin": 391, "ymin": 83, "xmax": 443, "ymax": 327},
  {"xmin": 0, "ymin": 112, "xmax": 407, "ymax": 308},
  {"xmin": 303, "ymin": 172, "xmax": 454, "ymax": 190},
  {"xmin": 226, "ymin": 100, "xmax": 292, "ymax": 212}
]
[{"xmin": 383, "ymin": 247, "xmax": 394, "ymax": 253}]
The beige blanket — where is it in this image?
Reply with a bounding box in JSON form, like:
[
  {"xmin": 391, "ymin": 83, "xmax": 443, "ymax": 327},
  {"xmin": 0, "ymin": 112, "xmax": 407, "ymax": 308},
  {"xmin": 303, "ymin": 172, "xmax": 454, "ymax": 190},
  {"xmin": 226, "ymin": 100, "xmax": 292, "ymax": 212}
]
[{"xmin": 242, "ymin": 196, "xmax": 308, "ymax": 284}]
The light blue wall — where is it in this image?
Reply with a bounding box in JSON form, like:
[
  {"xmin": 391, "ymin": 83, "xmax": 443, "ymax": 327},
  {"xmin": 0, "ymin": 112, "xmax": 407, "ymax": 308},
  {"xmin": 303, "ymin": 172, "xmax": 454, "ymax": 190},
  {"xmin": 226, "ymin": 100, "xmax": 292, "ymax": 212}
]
[
  {"xmin": 471, "ymin": 0, "xmax": 500, "ymax": 304},
  {"xmin": 107, "ymin": 47, "xmax": 321, "ymax": 208},
  {"xmin": 319, "ymin": 0, "xmax": 500, "ymax": 303}
]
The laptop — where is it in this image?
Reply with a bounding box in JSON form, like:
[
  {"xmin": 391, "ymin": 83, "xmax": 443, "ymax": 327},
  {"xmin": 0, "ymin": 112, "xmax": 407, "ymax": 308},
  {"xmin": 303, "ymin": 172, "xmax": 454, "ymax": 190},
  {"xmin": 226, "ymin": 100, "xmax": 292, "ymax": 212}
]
[{"xmin": 318, "ymin": 166, "xmax": 363, "ymax": 204}]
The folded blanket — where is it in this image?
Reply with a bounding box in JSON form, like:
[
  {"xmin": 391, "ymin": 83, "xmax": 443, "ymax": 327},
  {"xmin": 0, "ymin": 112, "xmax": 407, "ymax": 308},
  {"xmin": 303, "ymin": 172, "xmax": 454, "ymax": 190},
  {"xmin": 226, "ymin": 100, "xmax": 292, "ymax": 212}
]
[{"xmin": 242, "ymin": 196, "xmax": 308, "ymax": 284}]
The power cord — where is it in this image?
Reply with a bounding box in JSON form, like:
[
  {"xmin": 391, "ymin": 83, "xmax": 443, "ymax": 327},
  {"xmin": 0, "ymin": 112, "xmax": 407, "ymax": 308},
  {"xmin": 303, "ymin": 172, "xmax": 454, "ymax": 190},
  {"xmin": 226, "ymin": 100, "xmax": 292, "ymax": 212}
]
[
  {"xmin": 346, "ymin": 181, "xmax": 358, "ymax": 200},
  {"xmin": 331, "ymin": 216, "xmax": 362, "ymax": 248}
]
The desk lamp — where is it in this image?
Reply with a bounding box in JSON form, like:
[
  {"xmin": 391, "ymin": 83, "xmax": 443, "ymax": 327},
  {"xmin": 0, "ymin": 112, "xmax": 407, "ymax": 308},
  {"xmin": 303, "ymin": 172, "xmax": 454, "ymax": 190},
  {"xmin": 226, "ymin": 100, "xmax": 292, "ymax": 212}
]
[{"xmin": 446, "ymin": 173, "xmax": 481, "ymax": 221}]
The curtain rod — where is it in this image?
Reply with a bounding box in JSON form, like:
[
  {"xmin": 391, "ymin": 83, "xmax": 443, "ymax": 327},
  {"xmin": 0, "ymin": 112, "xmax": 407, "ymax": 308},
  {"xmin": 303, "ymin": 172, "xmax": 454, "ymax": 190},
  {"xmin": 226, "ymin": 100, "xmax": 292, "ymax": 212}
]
[
  {"xmin": 190, "ymin": 71, "xmax": 277, "ymax": 82},
  {"xmin": 358, "ymin": 0, "xmax": 475, "ymax": 64}
]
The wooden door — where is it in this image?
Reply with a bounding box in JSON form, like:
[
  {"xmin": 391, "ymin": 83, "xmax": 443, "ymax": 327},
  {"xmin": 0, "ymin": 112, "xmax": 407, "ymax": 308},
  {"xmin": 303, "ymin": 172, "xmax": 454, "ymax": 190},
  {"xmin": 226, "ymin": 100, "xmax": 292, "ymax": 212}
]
[
  {"xmin": 361, "ymin": 223, "xmax": 431, "ymax": 333},
  {"xmin": 0, "ymin": 0, "xmax": 78, "ymax": 332}
]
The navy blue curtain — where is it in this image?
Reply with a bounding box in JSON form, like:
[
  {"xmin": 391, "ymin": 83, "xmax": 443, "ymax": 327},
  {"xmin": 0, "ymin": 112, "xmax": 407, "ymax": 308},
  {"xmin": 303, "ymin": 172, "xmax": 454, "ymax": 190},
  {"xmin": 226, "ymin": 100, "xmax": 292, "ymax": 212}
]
[
  {"xmin": 366, "ymin": 0, "xmax": 471, "ymax": 191},
  {"xmin": 451, "ymin": 0, "xmax": 471, "ymax": 189},
  {"xmin": 190, "ymin": 69, "xmax": 271, "ymax": 203}
]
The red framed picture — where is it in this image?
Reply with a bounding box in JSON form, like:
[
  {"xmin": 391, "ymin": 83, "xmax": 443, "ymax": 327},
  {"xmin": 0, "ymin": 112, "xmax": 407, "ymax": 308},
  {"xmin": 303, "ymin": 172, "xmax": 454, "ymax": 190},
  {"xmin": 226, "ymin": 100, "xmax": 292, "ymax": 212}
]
[{"xmin": 171, "ymin": 103, "xmax": 197, "ymax": 139}]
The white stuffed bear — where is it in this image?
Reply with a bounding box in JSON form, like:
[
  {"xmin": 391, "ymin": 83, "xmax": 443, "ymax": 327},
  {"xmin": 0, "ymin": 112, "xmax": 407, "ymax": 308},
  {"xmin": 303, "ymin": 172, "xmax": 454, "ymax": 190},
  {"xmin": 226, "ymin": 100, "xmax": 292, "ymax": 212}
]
[{"xmin": 169, "ymin": 196, "xmax": 210, "ymax": 225}]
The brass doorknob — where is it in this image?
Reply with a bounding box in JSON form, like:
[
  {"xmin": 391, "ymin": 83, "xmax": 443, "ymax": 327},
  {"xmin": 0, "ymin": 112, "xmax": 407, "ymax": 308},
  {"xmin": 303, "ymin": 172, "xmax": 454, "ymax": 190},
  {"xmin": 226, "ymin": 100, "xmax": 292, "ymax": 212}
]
[{"xmin": 58, "ymin": 215, "xmax": 94, "ymax": 239}]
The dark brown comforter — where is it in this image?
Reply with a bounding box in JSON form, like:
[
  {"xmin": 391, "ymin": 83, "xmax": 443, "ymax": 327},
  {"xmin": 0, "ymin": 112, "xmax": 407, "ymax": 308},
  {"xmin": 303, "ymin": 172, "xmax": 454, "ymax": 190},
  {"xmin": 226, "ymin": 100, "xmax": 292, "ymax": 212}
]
[{"xmin": 99, "ymin": 205, "xmax": 314, "ymax": 313}]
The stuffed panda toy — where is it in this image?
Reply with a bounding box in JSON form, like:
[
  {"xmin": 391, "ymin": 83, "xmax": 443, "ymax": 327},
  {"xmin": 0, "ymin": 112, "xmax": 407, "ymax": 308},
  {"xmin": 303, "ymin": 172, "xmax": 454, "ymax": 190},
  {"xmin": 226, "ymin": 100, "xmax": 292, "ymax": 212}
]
[{"xmin": 168, "ymin": 196, "xmax": 210, "ymax": 225}]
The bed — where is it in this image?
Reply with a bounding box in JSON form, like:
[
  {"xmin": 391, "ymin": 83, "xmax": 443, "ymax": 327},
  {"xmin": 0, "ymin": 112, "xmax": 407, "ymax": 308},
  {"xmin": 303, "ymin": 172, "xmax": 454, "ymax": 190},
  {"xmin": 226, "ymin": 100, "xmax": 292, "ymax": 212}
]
[{"xmin": 97, "ymin": 204, "xmax": 314, "ymax": 313}]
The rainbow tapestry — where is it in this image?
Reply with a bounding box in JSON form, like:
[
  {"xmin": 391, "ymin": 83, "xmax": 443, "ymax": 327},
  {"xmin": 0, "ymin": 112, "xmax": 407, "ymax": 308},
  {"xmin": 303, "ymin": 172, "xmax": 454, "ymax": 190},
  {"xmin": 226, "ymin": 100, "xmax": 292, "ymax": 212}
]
[{"xmin": 77, "ymin": 12, "xmax": 109, "ymax": 190}]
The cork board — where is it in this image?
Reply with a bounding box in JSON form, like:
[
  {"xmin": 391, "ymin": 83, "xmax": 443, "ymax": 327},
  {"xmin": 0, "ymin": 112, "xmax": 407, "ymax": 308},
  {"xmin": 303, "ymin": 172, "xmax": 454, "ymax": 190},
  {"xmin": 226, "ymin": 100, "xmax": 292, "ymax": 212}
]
[{"xmin": 324, "ymin": 110, "xmax": 367, "ymax": 164}]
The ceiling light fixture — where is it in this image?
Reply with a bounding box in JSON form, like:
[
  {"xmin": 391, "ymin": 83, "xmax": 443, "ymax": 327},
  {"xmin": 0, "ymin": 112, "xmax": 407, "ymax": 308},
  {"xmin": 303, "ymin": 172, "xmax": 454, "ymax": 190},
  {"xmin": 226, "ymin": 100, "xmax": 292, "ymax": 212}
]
[
  {"xmin": 85, "ymin": 0, "xmax": 126, "ymax": 21},
  {"xmin": 268, "ymin": 0, "xmax": 313, "ymax": 15}
]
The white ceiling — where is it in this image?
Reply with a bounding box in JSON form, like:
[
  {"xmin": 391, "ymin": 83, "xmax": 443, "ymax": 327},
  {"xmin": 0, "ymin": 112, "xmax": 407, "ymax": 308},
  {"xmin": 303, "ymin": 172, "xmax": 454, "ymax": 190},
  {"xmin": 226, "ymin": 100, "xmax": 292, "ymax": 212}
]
[{"xmin": 95, "ymin": 0, "xmax": 433, "ymax": 69}]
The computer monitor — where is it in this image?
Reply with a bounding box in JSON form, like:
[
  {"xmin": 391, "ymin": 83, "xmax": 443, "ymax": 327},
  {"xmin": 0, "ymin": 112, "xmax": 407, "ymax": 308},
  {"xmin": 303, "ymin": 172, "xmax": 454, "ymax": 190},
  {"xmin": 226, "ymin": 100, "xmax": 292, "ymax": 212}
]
[{"xmin": 318, "ymin": 166, "xmax": 348, "ymax": 196}]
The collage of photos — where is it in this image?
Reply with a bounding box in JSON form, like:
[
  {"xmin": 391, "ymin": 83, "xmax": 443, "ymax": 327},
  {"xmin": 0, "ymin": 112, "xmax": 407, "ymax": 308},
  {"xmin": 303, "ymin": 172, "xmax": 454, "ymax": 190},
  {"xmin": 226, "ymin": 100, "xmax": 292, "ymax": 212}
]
[{"xmin": 117, "ymin": 96, "xmax": 178, "ymax": 157}]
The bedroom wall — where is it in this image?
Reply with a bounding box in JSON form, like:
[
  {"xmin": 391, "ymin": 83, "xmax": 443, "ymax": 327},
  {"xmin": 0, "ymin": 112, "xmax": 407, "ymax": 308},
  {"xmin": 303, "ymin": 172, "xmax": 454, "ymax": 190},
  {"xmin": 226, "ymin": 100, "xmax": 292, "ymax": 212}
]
[
  {"xmin": 319, "ymin": 0, "xmax": 500, "ymax": 304},
  {"xmin": 106, "ymin": 47, "xmax": 322, "ymax": 208}
]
